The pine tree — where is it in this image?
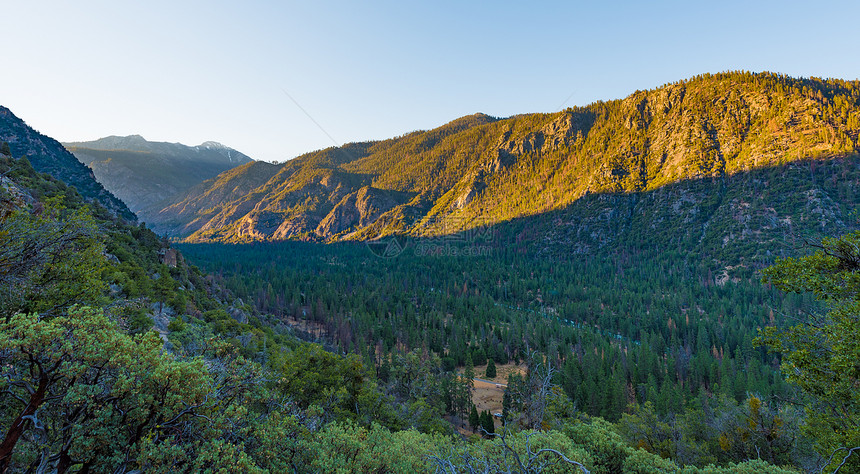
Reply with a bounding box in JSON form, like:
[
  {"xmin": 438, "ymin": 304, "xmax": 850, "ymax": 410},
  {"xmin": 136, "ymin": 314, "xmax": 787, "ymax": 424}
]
[
  {"xmin": 485, "ymin": 358, "xmax": 497, "ymax": 379},
  {"xmin": 480, "ymin": 410, "xmax": 495, "ymax": 437},
  {"xmin": 465, "ymin": 352, "xmax": 475, "ymax": 380},
  {"xmin": 469, "ymin": 404, "xmax": 480, "ymax": 431},
  {"xmin": 463, "ymin": 352, "xmax": 475, "ymax": 410},
  {"xmin": 502, "ymin": 385, "xmax": 512, "ymax": 424}
]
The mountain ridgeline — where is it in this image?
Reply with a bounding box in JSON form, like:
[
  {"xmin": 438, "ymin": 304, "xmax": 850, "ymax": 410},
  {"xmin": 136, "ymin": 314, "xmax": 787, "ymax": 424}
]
[
  {"xmin": 64, "ymin": 135, "xmax": 253, "ymax": 218},
  {"xmin": 149, "ymin": 72, "xmax": 860, "ymax": 263},
  {"xmin": 0, "ymin": 106, "xmax": 135, "ymax": 221}
]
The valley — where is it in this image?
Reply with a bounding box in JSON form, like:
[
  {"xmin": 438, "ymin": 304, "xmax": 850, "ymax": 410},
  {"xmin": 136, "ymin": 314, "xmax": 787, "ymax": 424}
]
[{"xmin": 2, "ymin": 70, "xmax": 860, "ymax": 472}]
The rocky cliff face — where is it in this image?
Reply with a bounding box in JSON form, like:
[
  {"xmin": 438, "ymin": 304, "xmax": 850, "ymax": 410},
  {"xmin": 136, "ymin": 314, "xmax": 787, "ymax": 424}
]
[
  {"xmin": 315, "ymin": 186, "xmax": 403, "ymax": 237},
  {"xmin": 0, "ymin": 162, "xmax": 36, "ymax": 219},
  {"xmin": 142, "ymin": 72, "xmax": 860, "ymax": 257}
]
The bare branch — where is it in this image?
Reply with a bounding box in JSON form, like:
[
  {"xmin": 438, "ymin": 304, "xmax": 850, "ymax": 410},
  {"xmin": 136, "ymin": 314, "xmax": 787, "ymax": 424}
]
[
  {"xmin": 822, "ymin": 446, "xmax": 860, "ymax": 473},
  {"xmin": 531, "ymin": 448, "xmax": 590, "ymax": 473}
]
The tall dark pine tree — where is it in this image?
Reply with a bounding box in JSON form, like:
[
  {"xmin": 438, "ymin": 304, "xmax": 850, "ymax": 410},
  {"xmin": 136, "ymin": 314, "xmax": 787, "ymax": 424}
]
[
  {"xmin": 485, "ymin": 358, "xmax": 497, "ymax": 379},
  {"xmin": 480, "ymin": 410, "xmax": 495, "ymax": 437},
  {"xmin": 469, "ymin": 404, "xmax": 480, "ymax": 431}
]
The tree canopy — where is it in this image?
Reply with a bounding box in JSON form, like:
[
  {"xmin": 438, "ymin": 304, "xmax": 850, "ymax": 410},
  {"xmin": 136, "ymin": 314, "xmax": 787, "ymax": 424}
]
[{"xmin": 758, "ymin": 231, "xmax": 860, "ymax": 471}]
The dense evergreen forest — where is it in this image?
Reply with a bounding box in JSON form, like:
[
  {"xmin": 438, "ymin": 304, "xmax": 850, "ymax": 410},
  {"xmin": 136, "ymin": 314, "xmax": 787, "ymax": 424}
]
[
  {"xmin": 2, "ymin": 141, "xmax": 814, "ymax": 473},
  {"xmin": 179, "ymin": 241, "xmax": 800, "ymax": 422},
  {"xmin": 3, "ymin": 70, "xmax": 860, "ymax": 472},
  {"xmin": 1, "ymin": 133, "xmax": 819, "ymax": 474},
  {"xmin": 0, "ymin": 146, "xmax": 807, "ymax": 473}
]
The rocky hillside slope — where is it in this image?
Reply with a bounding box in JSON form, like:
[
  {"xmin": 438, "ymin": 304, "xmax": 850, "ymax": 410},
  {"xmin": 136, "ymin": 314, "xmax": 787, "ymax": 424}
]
[
  {"xmin": 147, "ymin": 72, "xmax": 860, "ymax": 262},
  {"xmin": 0, "ymin": 106, "xmax": 135, "ymax": 220}
]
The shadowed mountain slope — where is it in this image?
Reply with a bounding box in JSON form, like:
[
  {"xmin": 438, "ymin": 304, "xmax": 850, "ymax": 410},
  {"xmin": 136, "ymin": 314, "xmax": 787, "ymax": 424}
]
[
  {"xmin": 0, "ymin": 106, "xmax": 135, "ymax": 220},
  {"xmin": 146, "ymin": 72, "xmax": 860, "ymax": 257},
  {"xmin": 64, "ymin": 135, "xmax": 253, "ymax": 217}
]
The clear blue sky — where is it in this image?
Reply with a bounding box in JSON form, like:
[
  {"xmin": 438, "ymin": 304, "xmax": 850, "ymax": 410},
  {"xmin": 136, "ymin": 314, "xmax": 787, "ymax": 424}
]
[{"xmin": 3, "ymin": 0, "xmax": 859, "ymax": 162}]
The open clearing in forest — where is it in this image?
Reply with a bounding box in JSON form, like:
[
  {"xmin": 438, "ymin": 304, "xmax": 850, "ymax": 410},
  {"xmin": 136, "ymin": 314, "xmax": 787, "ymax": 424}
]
[{"xmin": 457, "ymin": 363, "xmax": 527, "ymax": 434}]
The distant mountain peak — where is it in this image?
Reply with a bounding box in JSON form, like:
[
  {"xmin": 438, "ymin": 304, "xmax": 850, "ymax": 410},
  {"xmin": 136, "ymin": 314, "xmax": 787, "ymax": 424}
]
[
  {"xmin": 198, "ymin": 141, "xmax": 228, "ymax": 149},
  {"xmin": 63, "ymin": 135, "xmax": 254, "ymax": 216},
  {"xmin": 86, "ymin": 134, "xmax": 148, "ymax": 147}
]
